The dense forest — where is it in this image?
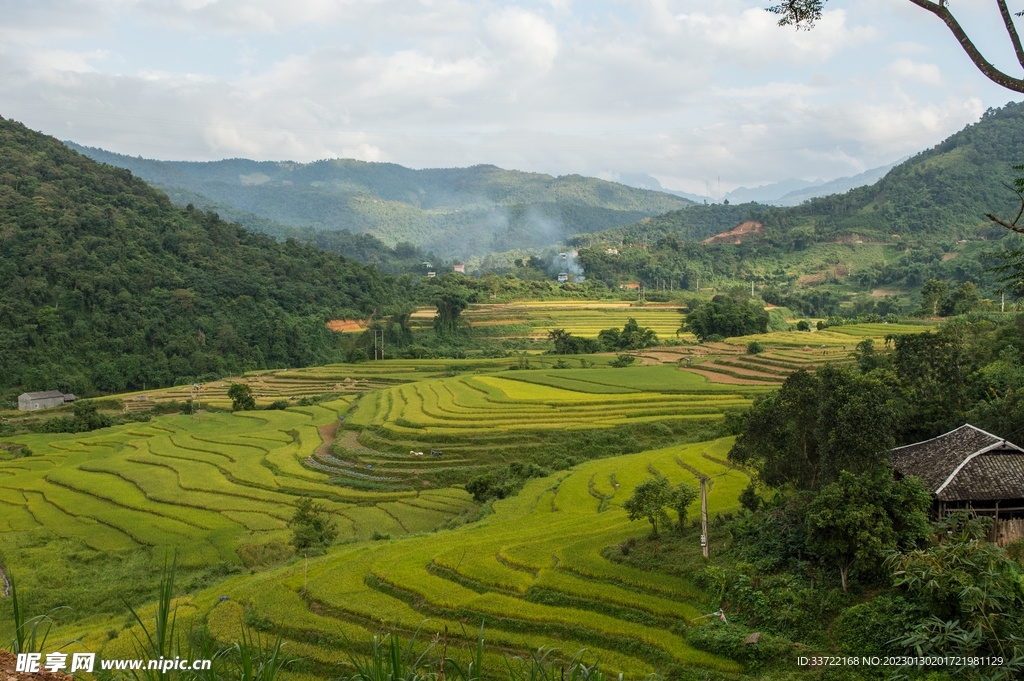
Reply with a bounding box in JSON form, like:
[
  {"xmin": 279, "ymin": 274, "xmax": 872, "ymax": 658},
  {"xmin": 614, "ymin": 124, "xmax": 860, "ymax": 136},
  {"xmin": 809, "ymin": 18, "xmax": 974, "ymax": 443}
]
[
  {"xmin": 67, "ymin": 144, "xmax": 692, "ymax": 259},
  {"xmin": 0, "ymin": 117, "xmax": 396, "ymax": 404}
]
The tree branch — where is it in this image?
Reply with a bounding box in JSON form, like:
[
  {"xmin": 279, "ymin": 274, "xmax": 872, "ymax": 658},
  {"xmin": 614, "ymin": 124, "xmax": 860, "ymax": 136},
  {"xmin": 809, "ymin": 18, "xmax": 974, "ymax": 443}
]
[
  {"xmin": 906, "ymin": 0, "xmax": 1024, "ymax": 92},
  {"xmin": 995, "ymin": 0, "xmax": 1024, "ymax": 71},
  {"xmin": 985, "ymin": 213, "xmax": 1024, "ymax": 234}
]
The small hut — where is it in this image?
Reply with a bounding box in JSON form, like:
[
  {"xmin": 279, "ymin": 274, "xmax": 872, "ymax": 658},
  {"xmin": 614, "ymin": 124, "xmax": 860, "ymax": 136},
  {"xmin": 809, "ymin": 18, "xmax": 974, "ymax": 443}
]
[
  {"xmin": 18, "ymin": 391, "xmax": 74, "ymax": 411},
  {"xmin": 890, "ymin": 424, "xmax": 1024, "ymax": 545}
]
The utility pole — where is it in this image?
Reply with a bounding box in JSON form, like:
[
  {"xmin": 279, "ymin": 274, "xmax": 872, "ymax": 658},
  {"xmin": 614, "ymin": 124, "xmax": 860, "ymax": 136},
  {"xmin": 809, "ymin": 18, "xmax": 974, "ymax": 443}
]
[
  {"xmin": 700, "ymin": 477, "xmax": 709, "ymax": 559},
  {"xmin": 1002, "ymin": 292, "xmax": 1006, "ymax": 313}
]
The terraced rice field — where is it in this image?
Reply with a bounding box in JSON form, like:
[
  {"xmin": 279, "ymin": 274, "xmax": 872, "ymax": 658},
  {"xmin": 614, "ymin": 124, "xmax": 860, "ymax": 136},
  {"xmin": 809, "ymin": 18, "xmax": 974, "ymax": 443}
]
[
  {"xmin": 0, "ymin": 400, "xmax": 476, "ymax": 569},
  {"xmin": 312, "ymin": 366, "xmax": 770, "ymax": 487},
  {"xmin": 90, "ymin": 438, "xmax": 750, "ymax": 677},
  {"xmin": 406, "ymin": 301, "xmax": 689, "ymax": 339}
]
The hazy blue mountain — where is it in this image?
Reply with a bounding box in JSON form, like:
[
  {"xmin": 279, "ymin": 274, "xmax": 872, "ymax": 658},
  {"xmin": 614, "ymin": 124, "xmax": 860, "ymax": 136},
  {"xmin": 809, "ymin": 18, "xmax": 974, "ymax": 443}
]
[
  {"xmin": 65, "ymin": 144, "xmax": 692, "ymax": 259},
  {"xmin": 724, "ymin": 178, "xmax": 822, "ymax": 204},
  {"xmin": 773, "ymin": 161, "xmax": 903, "ymax": 206}
]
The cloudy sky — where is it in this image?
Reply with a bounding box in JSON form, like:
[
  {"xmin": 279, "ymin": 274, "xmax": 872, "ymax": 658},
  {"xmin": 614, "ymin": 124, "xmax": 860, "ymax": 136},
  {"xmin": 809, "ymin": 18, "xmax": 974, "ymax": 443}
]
[{"xmin": 2, "ymin": 0, "xmax": 1021, "ymax": 193}]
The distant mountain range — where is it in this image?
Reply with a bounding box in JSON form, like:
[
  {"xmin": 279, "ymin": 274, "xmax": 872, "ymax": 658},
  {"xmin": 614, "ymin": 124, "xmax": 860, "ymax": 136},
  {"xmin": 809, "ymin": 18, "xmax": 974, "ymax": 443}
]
[
  {"xmin": 65, "ymin": 145, "xmax": 692, "ymax": 260},
  {"xmin": 615, "ymin": 163, "xmax": 902, "ymax": 206}
]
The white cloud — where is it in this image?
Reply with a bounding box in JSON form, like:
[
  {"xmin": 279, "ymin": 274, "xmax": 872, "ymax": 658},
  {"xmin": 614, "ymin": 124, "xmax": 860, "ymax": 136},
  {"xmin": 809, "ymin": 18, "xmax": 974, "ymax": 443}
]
[
  {"xmin": 0, "ymin": 0, "xmax": 1016, "ymax": 190},
  {"xmin": 887, "ymin": 58, "xmax": 942, "ymax": 85}
]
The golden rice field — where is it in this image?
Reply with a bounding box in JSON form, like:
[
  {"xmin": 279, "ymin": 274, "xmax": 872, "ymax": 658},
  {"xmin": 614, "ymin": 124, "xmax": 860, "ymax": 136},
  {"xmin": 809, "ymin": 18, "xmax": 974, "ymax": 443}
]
[{"xmin": 406, "ymin": 301, "xmax": 689, "ymax": 339}]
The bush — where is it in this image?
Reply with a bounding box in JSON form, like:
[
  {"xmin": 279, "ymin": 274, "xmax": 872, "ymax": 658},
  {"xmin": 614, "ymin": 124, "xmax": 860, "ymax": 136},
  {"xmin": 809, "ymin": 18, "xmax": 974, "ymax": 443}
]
[
  {"xmin": 265, "ymin": 400, "xmax": 289, "ymax": 410},
  {"xmin": 832, "ymin": 595, "xmax": 924, "ymax": 656},
  {"xmin": 610, "ymin": 354, "xmax": 637, "ymax": 368},
  {"xmin": 465, "ymin": 462, "xmax": 551, "ymax": 502},
  {"xmin": 684, "ymin": 621, "xmax": 790, "ymax": 670},
  {"xmin": 746, "ymin": 341, "xmax": 764, "ymax": 354}
]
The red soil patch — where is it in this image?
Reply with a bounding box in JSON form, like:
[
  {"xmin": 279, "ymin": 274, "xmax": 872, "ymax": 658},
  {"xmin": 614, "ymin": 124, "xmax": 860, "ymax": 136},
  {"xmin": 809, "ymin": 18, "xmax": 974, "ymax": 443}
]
[
  {"xmin": 326, "ymin": 320, "xmax": 365, "ymax": 332},
  {"xmin": 702, "ymin": 221, "xmax": 762, "ymax": 245}
]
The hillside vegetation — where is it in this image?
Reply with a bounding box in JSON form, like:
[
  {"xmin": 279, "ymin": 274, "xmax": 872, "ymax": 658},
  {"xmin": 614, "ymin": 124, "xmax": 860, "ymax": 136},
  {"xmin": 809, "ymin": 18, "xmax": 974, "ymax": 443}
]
[
  {"xmin": 573, "ymin": 102, "xmax": 1024, "ymax": 308},
  {"xmin": 0, "ymin": 116, "xmax": 398, "ymax": 403},
  {"xmin": 66, "ymin": 144, "xmax": 693, "ymax": 258}
]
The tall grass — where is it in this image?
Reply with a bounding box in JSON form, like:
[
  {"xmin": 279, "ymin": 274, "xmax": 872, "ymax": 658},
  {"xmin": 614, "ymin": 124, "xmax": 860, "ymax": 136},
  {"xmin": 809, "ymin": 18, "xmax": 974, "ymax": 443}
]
[
  {"xmin": 7, "ymin": 572, "xmax": 69, "ymax": 654},
  {"xmin": 343, "ymin": 624, "xmax": 617, "ymax": 681},
  {"xmin": 116, "ymin": 556, "xmax": 290, "ymax": 681}
]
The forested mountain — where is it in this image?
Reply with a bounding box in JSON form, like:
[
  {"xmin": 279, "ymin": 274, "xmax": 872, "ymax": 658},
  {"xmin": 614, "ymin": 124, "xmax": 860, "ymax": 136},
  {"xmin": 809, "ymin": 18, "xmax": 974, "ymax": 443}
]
[
  {"xmin": 0, "ymin": 116, "xmax": 395, "ymax": 404},
  {"xmin": 66, "ymin": 144, "xmax": 692, "ymax": 259}
]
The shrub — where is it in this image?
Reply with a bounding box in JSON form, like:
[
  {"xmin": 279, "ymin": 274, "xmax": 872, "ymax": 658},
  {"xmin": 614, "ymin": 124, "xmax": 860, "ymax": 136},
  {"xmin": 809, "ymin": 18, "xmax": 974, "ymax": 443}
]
[
  {"xmin": 610, "ymin": 354, "xmax": 637, "ymax": 368},
  {"xmin": 265, "ymin": 399, "xmax": 289, "ymax": 410},
  {"xmin": 832, "ymin": 596, "xmax": 923, "ymax": 656},
  {"xmin": 684, "ymin": 621, "xmax": 790, "ymax": 670},
  {"xmin": 746, "ymin": 341, "xmax": 764, "ymax": 354}
]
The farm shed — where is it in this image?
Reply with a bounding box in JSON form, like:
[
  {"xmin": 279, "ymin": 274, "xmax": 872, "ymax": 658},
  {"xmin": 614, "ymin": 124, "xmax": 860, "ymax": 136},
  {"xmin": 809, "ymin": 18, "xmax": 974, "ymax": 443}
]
[
  {"xmin": 889, "ymin": 424, "xmax": 1024, "ymax": 545},
  {"xmin": 18, "ymin": 390, "xmax": 75, "ymax": 411}
]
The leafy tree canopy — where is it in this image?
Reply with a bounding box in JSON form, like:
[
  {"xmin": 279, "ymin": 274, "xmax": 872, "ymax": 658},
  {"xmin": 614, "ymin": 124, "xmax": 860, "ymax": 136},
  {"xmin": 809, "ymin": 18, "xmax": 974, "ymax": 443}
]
[
  {"xmin": 684, "ymin": 295, "xmax": 769, "ymax": 342},
  {"xmin": 288, "ymin": 497, "xmax": 338, "ymax": 554}
]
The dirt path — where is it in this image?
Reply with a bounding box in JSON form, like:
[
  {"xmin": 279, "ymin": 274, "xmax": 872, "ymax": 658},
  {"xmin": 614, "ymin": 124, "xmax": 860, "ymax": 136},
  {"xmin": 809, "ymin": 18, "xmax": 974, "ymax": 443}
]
[
  {"xmin": 333, "ymin": 429, "xmax": 398, "ymax": 457},
  {"xmin": 315, "ymin": 421, "xmax": 339, "ymax": 459},
  {"xmin": 681, "ymin": 368, "xmax": 780, "ymax": 385}
]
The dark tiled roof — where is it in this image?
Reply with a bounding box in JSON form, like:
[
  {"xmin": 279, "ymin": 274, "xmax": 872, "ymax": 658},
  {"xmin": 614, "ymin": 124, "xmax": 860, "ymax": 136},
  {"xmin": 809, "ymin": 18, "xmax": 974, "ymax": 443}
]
[
  {"xmin": 20, "ymin": 390, "xmax": 66, "ymax": 400},
  {"xmin": 939, "ymin": 452, "xmax": 1024, "ymax": 501},
  {"xmin": 890, "ymin": 424, "xmax": 1024, "ymax": 501}
]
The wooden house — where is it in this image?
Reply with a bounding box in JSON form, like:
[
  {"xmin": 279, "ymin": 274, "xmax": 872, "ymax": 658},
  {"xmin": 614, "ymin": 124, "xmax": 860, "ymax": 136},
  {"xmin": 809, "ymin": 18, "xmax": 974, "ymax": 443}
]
[{"xmin": 890, "ymin": 424, "xmax": 1024, "ymax": 545}]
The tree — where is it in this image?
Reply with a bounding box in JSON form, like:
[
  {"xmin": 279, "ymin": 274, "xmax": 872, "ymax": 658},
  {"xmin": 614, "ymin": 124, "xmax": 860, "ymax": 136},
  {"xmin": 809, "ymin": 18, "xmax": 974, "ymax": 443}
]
[
  {"xmin": 548, "ymin": 329, "xmax": 600, "ymax": 354},
  {"xmin": 433, "ymin": 290, "xmax": 469, "ymax": 337},
  {"xmin": 805, "ymin": 470, "xmax": 930, "ymax": 591},
  {"xmin": 728, "ymin": 366, "xmax": 904, "ymax": 490},
  {"xmin": 945, "ymin": 281, "xmax": 982, "ymax": 316},
  {"xmin": 767, "ymin": 1, "xmax": 1024, "ymax": 94},
  {"xmin": 670, "ymin": 482, "xmax": 699, "ymax": 534},
  {"xmin": 288, "ymin": 497, "xmax": 338, "ymax": 554},
  {"xmin": 622, "ymin": 477, "xmax": 672, "ymax": 538},
  {"xmin": 917, "ymin": 279, "xmax": 949, "ymax": 317},
  {"xmin": 597, "ymin": 318, "xmax": 659, "ymax": 352},
  {"xmin": 683, "ymin": 295, "xmax": 769, "ymax": 342},
  {"xmin": 227, "ymin": 383, "xmax": 256, "ymax": 411}
]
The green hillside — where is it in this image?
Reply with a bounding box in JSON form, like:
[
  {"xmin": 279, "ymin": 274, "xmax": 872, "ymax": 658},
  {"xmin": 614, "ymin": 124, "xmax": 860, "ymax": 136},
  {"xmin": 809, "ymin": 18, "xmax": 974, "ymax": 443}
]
[
  {"xmin": 66, "ymin": 144, "xmax": 693, "ymax": 259},
  {"xmin": 0, "ymin": 116, "xmax": 395, "ymax": 403},
  {"xmin": 573, "ymin": 102, "xmax": 1024, "ymax": 306}
]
